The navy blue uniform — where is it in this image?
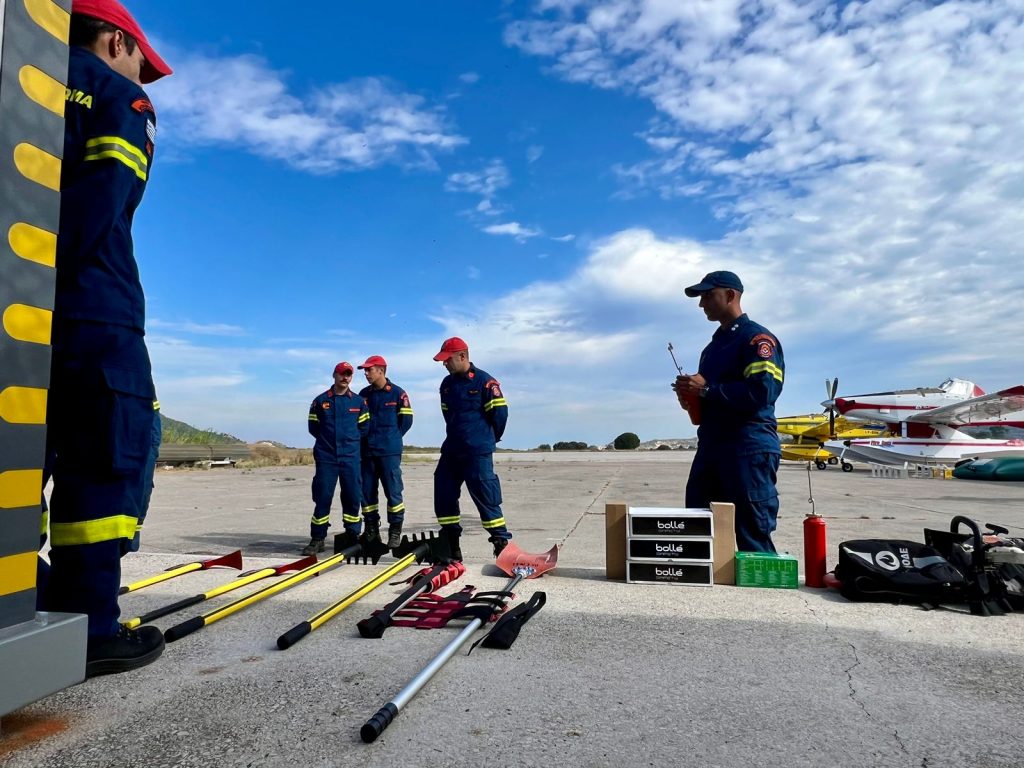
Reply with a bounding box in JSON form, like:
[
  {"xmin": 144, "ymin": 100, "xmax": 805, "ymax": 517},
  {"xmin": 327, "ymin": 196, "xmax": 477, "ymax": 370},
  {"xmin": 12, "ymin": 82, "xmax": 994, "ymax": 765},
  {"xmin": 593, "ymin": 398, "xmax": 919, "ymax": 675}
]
[
  {"xmin": 308, "ymin": 388, "xmax": 369, "ymax": 537},
  {"xmin": 684, "ymin": 314, "xmax": 784, "ymax": 552},
  {"xmin": 434, "ymin": 365, "xmax": 511, "ymax": 540},
  {"xmin": 43, "ymin": 48, "xmax": 161, "ymax": 637},
  {"xmin": 359, "ymin": 381, "xmax": 413, "ymax": 527}
]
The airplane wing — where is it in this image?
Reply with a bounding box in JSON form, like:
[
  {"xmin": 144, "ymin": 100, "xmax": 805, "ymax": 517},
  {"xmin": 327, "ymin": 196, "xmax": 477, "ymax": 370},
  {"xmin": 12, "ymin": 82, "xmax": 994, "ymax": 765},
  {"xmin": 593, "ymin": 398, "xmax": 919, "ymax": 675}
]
[{"xmin": 905, "ymin": 385, "xmax": 1024, "ymax": 425}]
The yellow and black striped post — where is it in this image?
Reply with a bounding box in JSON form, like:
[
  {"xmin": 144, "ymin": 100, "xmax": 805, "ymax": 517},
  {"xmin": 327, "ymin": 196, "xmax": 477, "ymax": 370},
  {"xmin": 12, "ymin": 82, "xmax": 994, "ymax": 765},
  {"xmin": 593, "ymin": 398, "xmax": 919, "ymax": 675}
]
[{"xmin": 0, "ymin": 0, "xmax": 87, "ymax": 718}]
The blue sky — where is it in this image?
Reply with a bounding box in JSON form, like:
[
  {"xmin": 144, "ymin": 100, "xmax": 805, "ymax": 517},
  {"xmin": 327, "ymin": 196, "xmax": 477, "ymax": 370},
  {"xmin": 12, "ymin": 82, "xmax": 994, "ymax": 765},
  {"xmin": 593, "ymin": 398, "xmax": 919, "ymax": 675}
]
[{"xmin": 127, "ymin": 0, "xmax": 1023, "ymax": 449}]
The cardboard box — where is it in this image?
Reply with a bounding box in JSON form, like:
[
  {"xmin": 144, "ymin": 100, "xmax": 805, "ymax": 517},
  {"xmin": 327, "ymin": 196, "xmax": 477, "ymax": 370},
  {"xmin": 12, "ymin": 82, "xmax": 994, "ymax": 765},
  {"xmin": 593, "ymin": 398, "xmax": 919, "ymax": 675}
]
[
  {"xmin": 627, "ymin": 560, "xmax": 714, "ymax": 586},
  {"xmin": 735, "ymin": 551, "xmax": 798, "ymax": 589},
  {"xmin": 605, "ymin": 502, "xmax": 627, "ymax": 581},
  {"xmin": 711, "ymin": 502, "xmax": 736, "ymax": 585},
  {"xmin": 628, "ymin": 537, "xmax": 713, "ymax": 561}
]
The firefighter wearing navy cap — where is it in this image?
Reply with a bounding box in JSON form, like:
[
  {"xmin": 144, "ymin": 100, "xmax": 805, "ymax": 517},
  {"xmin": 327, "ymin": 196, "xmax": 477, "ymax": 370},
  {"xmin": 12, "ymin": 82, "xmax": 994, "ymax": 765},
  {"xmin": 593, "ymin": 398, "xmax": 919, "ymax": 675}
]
[
  {"xmin": 357, "ymin": 355, "xmax": 414, "ymax": 549},
  {"xmin": 41, "ymin": 0, "xmax": 174, "ymax": 677},
  {"xmin": 673, "ymin": 271, "xmax": 785, "ymax": 553},
  {"xmin": 432, "ymin": 337, "xmax": 513, "ymax": 560},
  {"xmin": 304, "ymin": 362, "xmax": 370, "ymax": 554}
]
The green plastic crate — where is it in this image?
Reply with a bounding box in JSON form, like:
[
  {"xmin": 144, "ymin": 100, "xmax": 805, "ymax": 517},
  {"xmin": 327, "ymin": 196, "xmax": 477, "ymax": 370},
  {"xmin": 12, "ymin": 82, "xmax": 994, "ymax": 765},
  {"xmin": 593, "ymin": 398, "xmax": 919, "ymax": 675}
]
[{"xmin": 735, "ymin": 552, "xmax": 798, "ymax": 589}]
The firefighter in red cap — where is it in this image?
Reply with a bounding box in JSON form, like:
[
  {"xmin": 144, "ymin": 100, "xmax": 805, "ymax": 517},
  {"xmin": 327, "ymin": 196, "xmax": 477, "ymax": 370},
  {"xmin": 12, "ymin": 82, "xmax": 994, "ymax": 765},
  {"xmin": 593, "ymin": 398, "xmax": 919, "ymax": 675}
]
[
  {"xmin": 432, "ymin": 337, "xmax": 512, "ymax": 560},
  {"xmin": 303, "ymin": 362, "xmax": 371, "ymax": 554},
  {"xmin": 40, "ymin": 0, "xmax": 173, "ymax": 677},
  {"xmin": 357, "ymin": 355, "xmax": 414, "ymax": 549}
]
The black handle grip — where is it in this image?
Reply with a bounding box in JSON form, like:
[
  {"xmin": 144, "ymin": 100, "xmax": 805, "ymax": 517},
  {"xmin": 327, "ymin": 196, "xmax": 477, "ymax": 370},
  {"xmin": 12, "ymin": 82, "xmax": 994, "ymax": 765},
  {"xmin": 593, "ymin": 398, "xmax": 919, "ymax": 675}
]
[
  {"xmin": 357, "ymin": 615, "xmax": 388, "ymax": 639},
  {"xmin": 164, "ymin": 615, "xmax": 204, "ymax": 643},
  {"xmin": 118, "ymin": 585, "xmax": 129, "ymax": 595},
  {"xmin": 137, "ymin": 594, "xmax": 204, "ymax": 625},
  {"xmin": 360, "ymin": 703, "xmax": 398, "ymax": 743},
  {"xmin": 276, "ymin": 622, "xmax": 311, "ymax": 650}
]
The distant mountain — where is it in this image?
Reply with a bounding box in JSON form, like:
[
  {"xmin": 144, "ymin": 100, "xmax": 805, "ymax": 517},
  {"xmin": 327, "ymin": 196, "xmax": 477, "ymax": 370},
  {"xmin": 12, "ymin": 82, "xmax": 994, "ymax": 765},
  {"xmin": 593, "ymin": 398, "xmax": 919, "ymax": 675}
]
[{"xmin": 160, "ymin": 415, "xmax": 245, "ymax": 445}]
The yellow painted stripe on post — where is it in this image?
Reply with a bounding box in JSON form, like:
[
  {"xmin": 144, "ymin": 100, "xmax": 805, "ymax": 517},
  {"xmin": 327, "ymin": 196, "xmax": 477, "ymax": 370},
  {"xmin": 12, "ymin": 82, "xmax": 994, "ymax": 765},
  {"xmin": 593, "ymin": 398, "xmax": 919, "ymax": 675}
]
[
  {"xmin": 9, "ymin": 222, "xmax": 58, "ymax": 267},
  {"xmin": 23, "ymin": 0, "xmax": 71, "ymax": 43},
  {"xmin": 14, "ymin": 143, "xmax": 62, "ymax": 191},
  {"xmin": 0, "ymin": 469, "xmax": 43, "ymax": 509},
  {"xmin": 0, "ymin": 552, "xmax": 37, "ymax": 597},
  {"xmin": 0, "ymin": 386, "xmax": 47, "ymax": 425},
  {"xmin": 19, "ymin": 65, "xmax": 66, "ymax": 117},
  {"xmin": 3, "ymin": 304, "xmax": 52, "ymax": 344}
]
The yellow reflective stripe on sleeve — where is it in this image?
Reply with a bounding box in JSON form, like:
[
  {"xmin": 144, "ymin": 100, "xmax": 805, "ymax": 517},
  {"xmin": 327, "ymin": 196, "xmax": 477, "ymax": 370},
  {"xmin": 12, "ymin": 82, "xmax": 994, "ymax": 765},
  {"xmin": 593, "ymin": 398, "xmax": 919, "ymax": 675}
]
[
  {"xmin": 398, "ymin": 408, "xmax": 414, "ymax": 415},
  {"xmin": 743, "ymin": 361, "xmax": 784, "ymax": 382},
  {"xmin": 309, "ymin": 414, "xmax": 319, "ymax": 422},
  {"xmin": 483, "ymin": 398, "xmax": 508, "ymax": 412},
  {"xmin": 388, "ymin": 503, "xmax": 405, "ymax": 513},
  {"xmin": 50, "ymin": 514, "xmax": 137, "ymax": 546},
  {"xmin": 440, "ymin": 404, "xmax": 448, "ymax": 411},
  {"xmin": 436, "ymin": 515, "xmax": 460, "ymax": 525},
  {"xmin": 311, "ymin": 514, "xmax": 330, "ymax": 525},
  {"xmin": 482, "ymin": 517, "xmax": 506, "ymax": 529},
  {"xmin": 358, "ymin": 413, "xmax": 370, "ymax": 423},
  {"xmin": 153, "ymin": 400, "xmax": 160, "ymax": 411},
  {"xmin": 84, "ymin": 136, "xmax": 148, "ymax": 180}
]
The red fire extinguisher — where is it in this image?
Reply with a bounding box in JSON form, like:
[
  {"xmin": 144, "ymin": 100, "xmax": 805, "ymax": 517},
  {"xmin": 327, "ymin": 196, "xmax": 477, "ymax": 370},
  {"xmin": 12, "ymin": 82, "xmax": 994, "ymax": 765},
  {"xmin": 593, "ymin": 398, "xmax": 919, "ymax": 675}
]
[{"xmin": 803, "ymin": 513, "xmax": 827, "ymax": 588}]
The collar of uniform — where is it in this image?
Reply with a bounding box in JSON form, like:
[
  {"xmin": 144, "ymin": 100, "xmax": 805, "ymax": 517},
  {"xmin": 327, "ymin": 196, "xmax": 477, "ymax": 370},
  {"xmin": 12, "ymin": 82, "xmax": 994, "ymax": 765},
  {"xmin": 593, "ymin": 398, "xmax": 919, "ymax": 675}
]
[{"xmin": 729, "ymin": 313, "xmax": 749, "ymax": 332}]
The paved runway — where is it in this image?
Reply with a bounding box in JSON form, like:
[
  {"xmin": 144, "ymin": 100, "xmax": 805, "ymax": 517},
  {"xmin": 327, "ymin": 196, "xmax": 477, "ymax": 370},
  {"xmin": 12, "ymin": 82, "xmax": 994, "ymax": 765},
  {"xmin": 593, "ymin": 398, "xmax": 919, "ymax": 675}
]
[{"xmin": 4, "ymin": 453, "xmax": 1023, "ymax": 767}]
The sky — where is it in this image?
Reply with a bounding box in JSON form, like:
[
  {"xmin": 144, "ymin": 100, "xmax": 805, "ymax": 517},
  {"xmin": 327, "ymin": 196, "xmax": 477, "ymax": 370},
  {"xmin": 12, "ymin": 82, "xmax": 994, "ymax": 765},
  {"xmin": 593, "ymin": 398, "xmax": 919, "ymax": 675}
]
[{"xmin": 124, "ymin": 0, "xmax": 1024, "ymax": 449}]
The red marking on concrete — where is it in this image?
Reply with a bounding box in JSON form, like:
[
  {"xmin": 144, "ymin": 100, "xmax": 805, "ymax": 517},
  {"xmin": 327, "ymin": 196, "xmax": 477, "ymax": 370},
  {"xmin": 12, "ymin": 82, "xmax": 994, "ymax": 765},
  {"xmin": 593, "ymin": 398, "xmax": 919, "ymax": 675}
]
[{"xmin": 0, "ymin": 712, "xmax": 69, "ymax": 756}]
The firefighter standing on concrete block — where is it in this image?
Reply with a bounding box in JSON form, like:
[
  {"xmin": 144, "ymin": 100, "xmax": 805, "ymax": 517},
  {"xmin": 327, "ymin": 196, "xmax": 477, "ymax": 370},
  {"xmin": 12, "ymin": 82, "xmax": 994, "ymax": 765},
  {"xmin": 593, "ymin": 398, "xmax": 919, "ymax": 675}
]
[
  {"xmin": 432, "ymin": 337, "xmax": 513, "ymax": 560},
  {"xmin": 357, "ymin": 355, "xmax": 414, "ymax": 549},
  {"xmin": 304, "ymin": 362, "xmax": 370, "ymax": 554},
  {"xmin": 42, "ymin": 0, "xmax": 173, "ymax": 677}
]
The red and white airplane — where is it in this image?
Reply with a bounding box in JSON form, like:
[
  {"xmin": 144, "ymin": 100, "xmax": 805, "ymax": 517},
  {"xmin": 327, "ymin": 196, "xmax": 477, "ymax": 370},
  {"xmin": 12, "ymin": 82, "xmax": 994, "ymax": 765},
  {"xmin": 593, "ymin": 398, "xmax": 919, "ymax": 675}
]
[{"xmin": 822, "ymin": 378, "xmax": 1024, "ymax": 467}]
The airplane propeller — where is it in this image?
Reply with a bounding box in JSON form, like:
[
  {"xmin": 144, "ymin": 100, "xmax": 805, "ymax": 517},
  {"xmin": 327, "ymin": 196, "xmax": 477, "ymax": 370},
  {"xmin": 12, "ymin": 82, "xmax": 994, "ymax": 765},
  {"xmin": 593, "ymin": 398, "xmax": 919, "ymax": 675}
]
[{"xmin": 822, "ymin": 377, "xmax": 839, "ymax": 437}]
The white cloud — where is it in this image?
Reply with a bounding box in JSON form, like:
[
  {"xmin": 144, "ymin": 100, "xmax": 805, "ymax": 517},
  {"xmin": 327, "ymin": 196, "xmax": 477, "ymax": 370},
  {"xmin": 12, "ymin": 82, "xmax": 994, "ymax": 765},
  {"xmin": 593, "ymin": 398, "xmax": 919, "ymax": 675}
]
[
  {"xmin": 150, "ymin": 52, "xmax": 466, "ymax": 173},
  {"xmin": 445, "ymin": 159, "xmax": 510, "ymax": 199},
  {"xmin": 148, "ymin": 319, "xmax": 245, "ymax": 336},
  {"xmin": 467, "ymin": 265, "xmax": 482, "ymax": 279},
  {"xmin": 551, "ymin": 233, "xmax": 575, "ymax": 242},
  {"xmin": 526, "ymin": 144, "xmax": 545, "ymax": 163},
  {"xmin": 482, "ymin": 221, "xmax": 543, "ymax": 241},
  {"xmin": 459, "ymin": 71, "xmax": 481, "ymax": 83}
]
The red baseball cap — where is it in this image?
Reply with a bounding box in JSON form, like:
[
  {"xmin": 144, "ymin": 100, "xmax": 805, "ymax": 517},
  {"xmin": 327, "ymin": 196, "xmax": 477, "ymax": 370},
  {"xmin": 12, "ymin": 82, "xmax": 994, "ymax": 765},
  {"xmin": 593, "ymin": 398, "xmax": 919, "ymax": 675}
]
[
  {"xmin": 73, "ymin": 0, "xmax": 173, "ymax": 83},
  {"xmin": 358, "ymin": 355, "xmax": 387, "ymax": 370},
  {"xmin": 333, "ymin": 361, "xmax": 354, "ymax": 375},
  {"xmin": 433, "ymin": 337, "xmax": 468, "ymax": 362}
]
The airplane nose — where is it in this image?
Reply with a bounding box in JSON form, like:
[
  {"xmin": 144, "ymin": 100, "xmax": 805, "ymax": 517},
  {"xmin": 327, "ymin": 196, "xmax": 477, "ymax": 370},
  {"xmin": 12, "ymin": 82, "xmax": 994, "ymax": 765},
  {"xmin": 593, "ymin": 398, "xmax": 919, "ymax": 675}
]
[{"xmin": 834, "ymin": 397, "xmax": 854, "ymax": 414}]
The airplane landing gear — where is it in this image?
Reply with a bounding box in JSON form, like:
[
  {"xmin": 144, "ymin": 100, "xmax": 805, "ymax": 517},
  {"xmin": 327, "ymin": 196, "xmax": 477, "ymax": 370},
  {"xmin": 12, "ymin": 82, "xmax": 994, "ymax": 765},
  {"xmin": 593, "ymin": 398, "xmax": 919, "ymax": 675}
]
[
  {"xmin": 827, "ymin": 456, "xmax": 839, "ymax": 465},
  {"xmin": 841, "ymin": 462, "xmax": 854, "ymax": 472},
  {"xmin": 815, "ymin": 460, "xmax": 827, "ymax": 470}
]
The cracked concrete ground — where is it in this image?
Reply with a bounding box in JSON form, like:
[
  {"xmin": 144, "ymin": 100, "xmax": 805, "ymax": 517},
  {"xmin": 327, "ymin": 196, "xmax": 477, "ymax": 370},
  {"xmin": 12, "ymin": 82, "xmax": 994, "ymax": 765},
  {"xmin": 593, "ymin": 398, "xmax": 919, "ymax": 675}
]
[{"xmin": 3, "ymin": 453, "xmax": 1022, "ymax": 767}]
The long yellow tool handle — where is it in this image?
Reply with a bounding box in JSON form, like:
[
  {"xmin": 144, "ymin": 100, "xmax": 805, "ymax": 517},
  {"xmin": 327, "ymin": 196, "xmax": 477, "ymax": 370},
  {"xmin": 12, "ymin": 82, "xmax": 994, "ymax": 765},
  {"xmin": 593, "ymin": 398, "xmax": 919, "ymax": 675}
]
[
  {"xmin": 119, "ymin": 562, "xmax": 201, "ymax": 594},
  {"xmin": 121, "ymin": 567, "xmax": 277, "ymax": 629},
  {"xmin": 277, "ymin": 554, "xmax": 417, "ymax": 649},
  {"xmin": 164, "ymin": 549, "xmax": 354, "ymax": 641}
]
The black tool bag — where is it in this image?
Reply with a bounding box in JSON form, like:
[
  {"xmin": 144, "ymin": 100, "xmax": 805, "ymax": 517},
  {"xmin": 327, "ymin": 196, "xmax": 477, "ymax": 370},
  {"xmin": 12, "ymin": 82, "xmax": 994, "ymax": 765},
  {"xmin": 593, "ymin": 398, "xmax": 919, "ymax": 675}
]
[
  {"xmin": 834, "ymin": 539, "xmax": 965, "ymax": 607},
  {"xmin": 925, "ymin": 516, "xmax": 1021, "ymax": 615}
]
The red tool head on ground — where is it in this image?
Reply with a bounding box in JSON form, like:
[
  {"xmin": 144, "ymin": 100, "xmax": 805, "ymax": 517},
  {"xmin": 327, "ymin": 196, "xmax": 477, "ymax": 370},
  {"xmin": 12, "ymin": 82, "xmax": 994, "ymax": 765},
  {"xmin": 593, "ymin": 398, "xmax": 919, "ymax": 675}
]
[{"xmin": 72, "ymin": 0, "xmax": 172, "ymax": 83}]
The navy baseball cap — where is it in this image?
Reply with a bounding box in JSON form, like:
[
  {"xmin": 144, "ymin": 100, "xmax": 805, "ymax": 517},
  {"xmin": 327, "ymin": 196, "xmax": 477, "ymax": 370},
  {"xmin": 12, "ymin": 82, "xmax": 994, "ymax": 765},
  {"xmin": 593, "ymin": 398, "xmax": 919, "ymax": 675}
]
[{"xmin": 684, "ymin": 270, "xmax": 744, "ymax": 297}]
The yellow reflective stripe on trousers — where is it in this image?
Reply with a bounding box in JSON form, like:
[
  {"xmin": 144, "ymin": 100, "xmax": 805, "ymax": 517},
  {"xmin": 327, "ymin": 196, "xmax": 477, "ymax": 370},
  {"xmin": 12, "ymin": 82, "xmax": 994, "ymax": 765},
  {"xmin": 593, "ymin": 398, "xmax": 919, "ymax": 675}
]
[
  {"xmin": 84, "ymin": 136, "xmax": 148, "ymax": 180},
  {"xmin": 483, "ymin": 398, "xmax": 507, "ymax": 411},
  {"xmin": 311, "ymin": 514, "xmax": 330, "ymax": 525},
  {"xmin": 362, "ymin": 504, "xmax": 379, "ymax": 513},
  {"xmin": 388, "ymin": 503, "xmax": 405, "ymax": 513},
  {"xmin": 482, "ymin": 517, "xmax": 506, "ymax": 529},
  {"xmin": 743, "ymin": 361, "xmax": 783, "ymax": 382},
  {"xmin": 437, "ymin": 515, "xmax": 460, "ymax": 525},
  {"xmin": 342, "ymin": 513, "xmax": 361, "ymax": 523},
  {"xmin": 50, "ymin": 514, "xmax": 137, "ymax": 545}
]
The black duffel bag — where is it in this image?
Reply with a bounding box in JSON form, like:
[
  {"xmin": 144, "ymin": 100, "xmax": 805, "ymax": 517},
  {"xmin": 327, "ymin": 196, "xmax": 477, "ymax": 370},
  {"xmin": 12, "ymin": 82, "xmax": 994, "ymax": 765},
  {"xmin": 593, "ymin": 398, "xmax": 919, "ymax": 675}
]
[{"xmin": 834, "ymin": 539, "xmax": 965, "ymax": 607}]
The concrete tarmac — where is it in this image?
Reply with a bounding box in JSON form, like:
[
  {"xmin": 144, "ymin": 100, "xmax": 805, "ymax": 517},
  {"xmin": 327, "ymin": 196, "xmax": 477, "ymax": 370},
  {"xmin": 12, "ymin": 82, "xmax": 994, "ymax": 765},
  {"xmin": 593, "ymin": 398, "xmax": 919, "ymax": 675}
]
[{"xmin": 3, "ymin": 453, "xmax": 1023, "ymax": 767}]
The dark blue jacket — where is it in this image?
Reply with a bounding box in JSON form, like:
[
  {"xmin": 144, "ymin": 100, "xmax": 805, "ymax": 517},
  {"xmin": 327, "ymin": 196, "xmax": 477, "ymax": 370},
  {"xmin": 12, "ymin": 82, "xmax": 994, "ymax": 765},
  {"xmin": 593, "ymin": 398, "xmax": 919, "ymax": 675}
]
[
  {"xmin": 359, "ymin": 380, "xmax": 413, "ymax": 456},
  {"xmin": 439, "ymin": 364, "xmax": 507, "ymax": 456},
  {"xmin": 57, "ymin": 48, "xmax": 157, "ymax": 332},
  {"xmin": 696, "ymin": 314, "xmax": 783, "ymax": 456},
  {"xmin": 308, "ymin": 388, "xmax": 370, "ymax": 460}
]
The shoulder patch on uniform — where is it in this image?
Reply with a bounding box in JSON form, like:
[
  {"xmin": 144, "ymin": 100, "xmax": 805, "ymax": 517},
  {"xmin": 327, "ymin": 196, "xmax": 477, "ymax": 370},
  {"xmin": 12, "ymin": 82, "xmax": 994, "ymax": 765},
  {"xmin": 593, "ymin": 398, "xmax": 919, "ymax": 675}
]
[
  {"xmin": 487, "ymin": 380, "xmax": 503, "ymax": 398},
  {"xmin": 751, "ymin": 333, "xmax": 777, "ymax": 359},
  {"xmin": 131, "ymin": 98, "xmax": 154, "ymax": 114},
  {"xmin": 322, "ymin": 401, "xmax": 331, "ymax": 410},
  {"xmin": 400, "ymin": 393, "xmax": 410, "ymax": 406}
]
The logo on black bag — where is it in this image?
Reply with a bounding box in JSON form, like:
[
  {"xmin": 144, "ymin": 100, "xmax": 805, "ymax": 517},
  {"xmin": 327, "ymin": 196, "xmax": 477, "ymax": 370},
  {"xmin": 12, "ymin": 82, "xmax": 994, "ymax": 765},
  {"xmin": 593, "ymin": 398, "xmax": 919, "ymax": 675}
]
[{"xmin": 875, "ymin": 551, "xmax": 900, "ymax": 571}]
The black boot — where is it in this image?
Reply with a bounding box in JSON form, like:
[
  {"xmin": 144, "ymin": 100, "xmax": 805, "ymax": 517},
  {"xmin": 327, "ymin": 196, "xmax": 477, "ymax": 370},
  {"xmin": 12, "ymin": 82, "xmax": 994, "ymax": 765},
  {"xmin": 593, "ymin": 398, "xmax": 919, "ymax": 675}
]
[
  {"xmin": 442, "ymin": 528, "xmax": 462, "ymax": 562},
  {"xmin": 301, "ymin": 537, "xmax": 325, "ymax": 555},
  {"xmin": 490, "ymin": 536, "xmax": 510, "ymax": 558},
  {"xmin": 363, "ymin": 520, "xmax": 382, "ymax": 545},
  {"xmin": 387, "ymin": 524, "xmax": 403, "ymax": 549},
  {"xmin": 86, "ymin": 625, "xmax": 165, "ymax": 678}
]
